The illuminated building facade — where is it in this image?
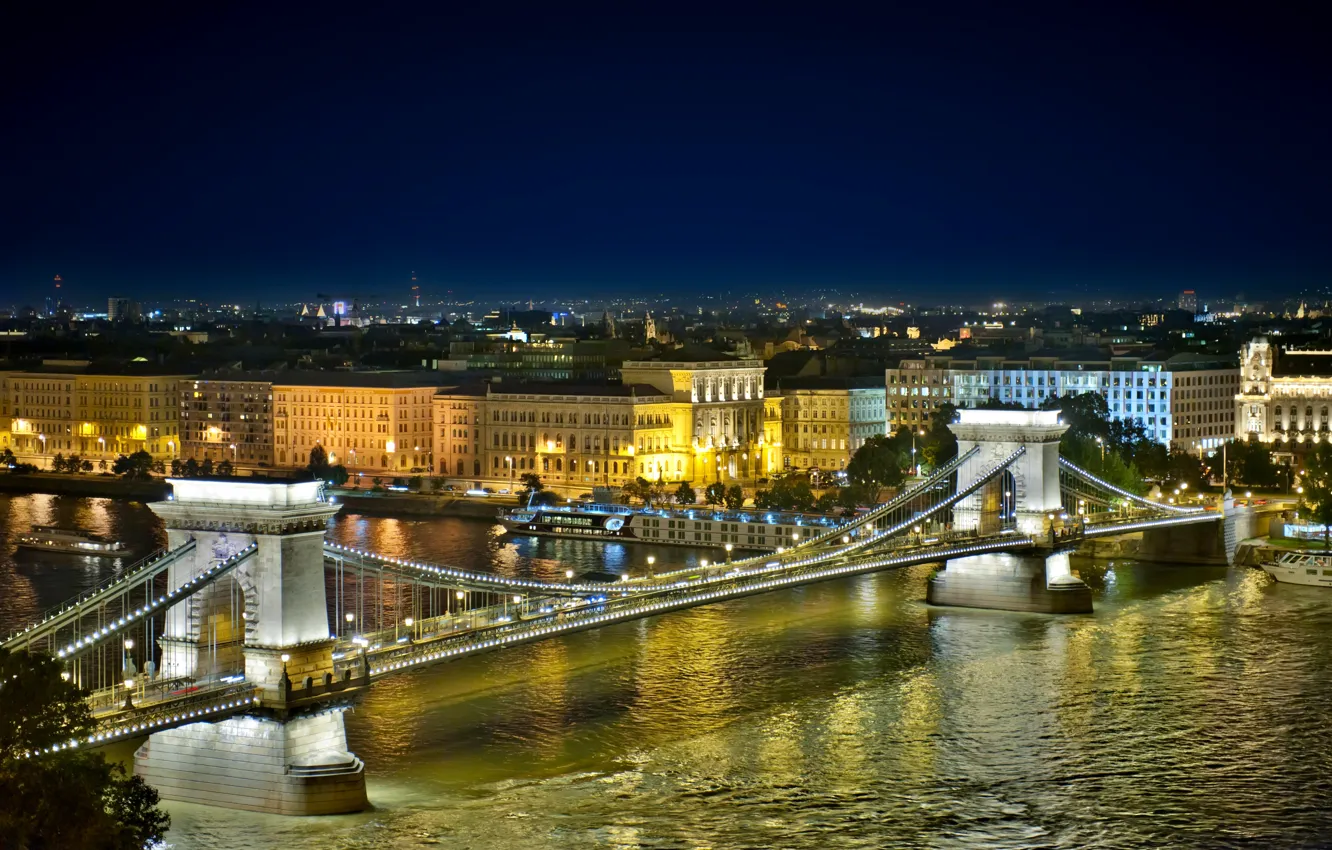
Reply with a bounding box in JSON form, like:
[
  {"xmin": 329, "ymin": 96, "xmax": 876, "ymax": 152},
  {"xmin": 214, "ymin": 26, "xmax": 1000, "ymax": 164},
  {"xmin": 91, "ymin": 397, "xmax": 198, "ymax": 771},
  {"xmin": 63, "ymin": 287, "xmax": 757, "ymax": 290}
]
[
  {"xmin": 179, "ymin": 377, "xmax": 275, "ymax": 468},
  {"xmin": 271, "ymin": 373, "xmax": 437, "ymax": 474},
  {"xmin": 1236, "ymin": 338, "xmax": 1332, "ymax": 449},
  {"xmin": 3, "ymin": 366, "xmax": 186, "ymax": 466},
  {"xmin": 779, "ymin": 377, "xmax": 886, "ymax": 472},
  {"xmin": 620, "ymin": 353, "xmax": 768, "ymax": 484},
  {"xmin": 890, "ymin": 353, "xmax": 1238, "ymax": 451}
]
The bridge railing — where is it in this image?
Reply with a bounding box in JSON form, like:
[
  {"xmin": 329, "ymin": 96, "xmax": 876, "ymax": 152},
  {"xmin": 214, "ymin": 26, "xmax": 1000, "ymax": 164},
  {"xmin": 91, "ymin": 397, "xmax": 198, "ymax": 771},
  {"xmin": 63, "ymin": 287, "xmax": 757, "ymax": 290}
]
[
  {"xmin": 359, "ymin": 533, "xmax": 1033, "ymax": 681},
  {"xmin": 54, "ymin": 543, "xmax": 258, "ymax": 660},
  {"xmin": 4, "ymin": 540, "xmax": 198, "ymax": 648}
]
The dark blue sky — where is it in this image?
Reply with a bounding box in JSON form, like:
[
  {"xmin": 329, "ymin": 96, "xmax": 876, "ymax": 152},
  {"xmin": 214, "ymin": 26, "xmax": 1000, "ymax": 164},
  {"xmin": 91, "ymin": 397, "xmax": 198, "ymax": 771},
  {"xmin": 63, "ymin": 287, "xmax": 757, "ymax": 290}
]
[{"xmin": 2, "ymin": 5, "xmax": 1328, "ymax": 306}]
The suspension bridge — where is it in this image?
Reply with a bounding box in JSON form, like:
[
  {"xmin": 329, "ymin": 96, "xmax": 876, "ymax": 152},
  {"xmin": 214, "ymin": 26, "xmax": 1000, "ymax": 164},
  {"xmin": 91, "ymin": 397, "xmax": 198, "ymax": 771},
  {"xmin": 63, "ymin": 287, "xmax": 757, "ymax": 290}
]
[{"xmin": 3, "ymin": 409, "xmax": 1229, "ymax": 815}]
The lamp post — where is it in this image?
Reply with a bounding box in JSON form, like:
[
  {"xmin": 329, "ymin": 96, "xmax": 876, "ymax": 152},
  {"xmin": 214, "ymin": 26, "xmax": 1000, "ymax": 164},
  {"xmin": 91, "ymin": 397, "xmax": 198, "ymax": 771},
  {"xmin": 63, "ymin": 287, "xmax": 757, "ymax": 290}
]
[
  {"xmin": 403, "ymin": 617, "xmax": 414, "ymax": 643},
  {"xmin": 344, "ymin": 611, "xmax": 355, "ymax": 638},
  {"xmin": 279, "ymin": 652, "xmax": 291, "ymax": 693},
  {"xmin": 230, "ymin": 443, "xmax": 237, "ymax": 462},
  {"xmin": 122, "ymin": 638, "xmax": 136, "ymax": 710},
  {"xmin": 646, "ymin": 555, "xmax": 655, "ymax": 578},
  {"xmin": 505, "ymin": 455, "xmax": 513, "ymax": 490},
  {"xmin": 725, "ymin": 542, "xmax": 733, "ymax": 563},
  {"xmin": 1095, "ymin": 436, "xmax": 1105, "ymax": 464}
]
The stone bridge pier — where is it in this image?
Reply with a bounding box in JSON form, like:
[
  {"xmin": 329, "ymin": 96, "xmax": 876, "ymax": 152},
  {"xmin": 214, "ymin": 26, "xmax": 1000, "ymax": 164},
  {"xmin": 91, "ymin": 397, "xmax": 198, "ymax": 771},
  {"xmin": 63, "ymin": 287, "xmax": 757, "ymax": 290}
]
[
  {"xmin": 928, "ymin": 409, "xmax": 1093, "ymax": 614},
  {"xmin": 134, "ymin": 480, "xmax": 368, "ymax": 815}
]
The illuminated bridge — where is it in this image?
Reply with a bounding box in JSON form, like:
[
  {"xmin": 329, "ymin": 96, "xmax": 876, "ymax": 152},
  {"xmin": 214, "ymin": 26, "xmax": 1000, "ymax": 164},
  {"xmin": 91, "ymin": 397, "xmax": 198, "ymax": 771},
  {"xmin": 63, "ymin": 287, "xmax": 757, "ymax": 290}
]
[{"xmin": 3, "ymin": 409, "xmax": 1227, "ymax": 815}]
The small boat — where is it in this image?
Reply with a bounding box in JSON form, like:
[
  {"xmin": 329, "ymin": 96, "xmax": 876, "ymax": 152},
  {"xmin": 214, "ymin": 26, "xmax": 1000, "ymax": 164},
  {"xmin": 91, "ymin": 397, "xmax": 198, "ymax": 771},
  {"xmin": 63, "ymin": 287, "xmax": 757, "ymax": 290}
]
[
  {"xmin": 15, "ymin": 525, "xmax": 129, "ymax": 557},
  {"xmin": 1262, "ymin": 551, "xmax": 1332, "ymax": 587}
]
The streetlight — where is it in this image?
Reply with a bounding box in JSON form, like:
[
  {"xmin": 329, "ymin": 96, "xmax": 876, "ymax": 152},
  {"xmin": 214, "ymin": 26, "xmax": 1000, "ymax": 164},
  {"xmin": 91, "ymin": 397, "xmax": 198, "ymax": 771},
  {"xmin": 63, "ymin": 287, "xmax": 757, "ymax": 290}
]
[
  {"xmin": 725, "ymin": 543, "xmax": 733, "ymax": 563},
  {"xmin": 280, "ymin": 653, "xmax": 291, "ymax": 690},
  {"xmin": 1095, "ymin": 436, "xmax": 1105, "ymax": 463},
  {"xmin": 505, "ymin": 455, "xmax": 513, "ymax": 489},
  {"xmin": 230, "ymin": 443, "xmax": 237, "ymax": 462},
  {"xmin": 403, "ymin": 617, "xmax": 414, "ymax": 642},
  {"xmin": 912, "ymin": 428, "xmax": 925, "ymax": 476},
  {"xmin": 701, "ymin": 559, "xmax": 709, "ymax": 569},
  {"xmin": 646, "ymin": 555, "xmax": 655, "ymax": 577},
  {"xmin": 123, "ymin": 677, "xmax": 136, "ymax": 710},
  {"xmin": 564, "ymin": 569, "xmax": 574, "ymax": 582},
  {"xmin": 344, "ymin": 611, "xmax": 354, "ymax": 637}
]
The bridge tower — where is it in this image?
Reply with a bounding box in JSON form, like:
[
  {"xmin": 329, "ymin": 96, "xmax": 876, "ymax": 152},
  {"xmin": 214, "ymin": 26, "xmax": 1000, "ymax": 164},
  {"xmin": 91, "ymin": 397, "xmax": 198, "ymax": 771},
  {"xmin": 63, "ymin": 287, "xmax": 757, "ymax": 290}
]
[
  {"xmin": 930, "ymin": 409, "xmax": 1093, "ymax": 613},
  {"xmin": 134, "ymin": 480, "xmax": 368, "ymax": 815}
]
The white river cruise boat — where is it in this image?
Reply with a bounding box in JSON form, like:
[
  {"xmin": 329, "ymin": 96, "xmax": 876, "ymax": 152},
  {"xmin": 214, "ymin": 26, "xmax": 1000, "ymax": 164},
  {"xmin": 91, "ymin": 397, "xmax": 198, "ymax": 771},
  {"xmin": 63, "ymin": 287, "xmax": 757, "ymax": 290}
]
[
  {"xmin": 16, "ymin": 525, "xmax": 129, "ymax": 558},
  {"xmin": 1262, "ymin": 551, "xmax": 1332, "ymax": 588},
  {"xmin": 497, "ymin": 501, "xmax": 852, "ymax": 552}
]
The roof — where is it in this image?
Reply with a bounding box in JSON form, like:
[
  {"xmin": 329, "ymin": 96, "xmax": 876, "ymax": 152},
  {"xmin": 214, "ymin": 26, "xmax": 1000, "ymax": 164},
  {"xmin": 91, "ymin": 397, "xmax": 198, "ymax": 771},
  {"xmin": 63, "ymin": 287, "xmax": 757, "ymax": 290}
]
[
  {"xmin": 778, "ymin": 376, "xmax": 885, "ymax": 391},
  {"xmin": 194, "ymin": 369, "xmax": 446, "ymax": 389},
  {"xmin": 628, "ymin": 343, "xmax": 738, "ymax": 363},
  {"xmin": 1275, "ymin": 350, "xmax": 1332, "ymax": 378},
  {"xmin": 485, "ymin": 381, "xmax": 670, "ymax": 399}
]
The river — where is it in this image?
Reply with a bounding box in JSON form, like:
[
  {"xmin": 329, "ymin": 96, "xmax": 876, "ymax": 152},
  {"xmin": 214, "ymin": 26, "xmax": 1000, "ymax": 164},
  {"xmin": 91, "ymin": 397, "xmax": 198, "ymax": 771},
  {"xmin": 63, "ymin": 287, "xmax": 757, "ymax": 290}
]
[{"xmin": 2, "ymin": 493, "xmax": 1331, "ymax": 848}]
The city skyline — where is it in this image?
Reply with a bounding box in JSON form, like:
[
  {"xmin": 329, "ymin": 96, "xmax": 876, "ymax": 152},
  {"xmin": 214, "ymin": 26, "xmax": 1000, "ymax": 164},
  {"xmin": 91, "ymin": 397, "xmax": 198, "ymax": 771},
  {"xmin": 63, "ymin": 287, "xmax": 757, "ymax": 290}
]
[{"xmin": 3, "ymin": 6, "xmax": 1329, "ymax": 304}]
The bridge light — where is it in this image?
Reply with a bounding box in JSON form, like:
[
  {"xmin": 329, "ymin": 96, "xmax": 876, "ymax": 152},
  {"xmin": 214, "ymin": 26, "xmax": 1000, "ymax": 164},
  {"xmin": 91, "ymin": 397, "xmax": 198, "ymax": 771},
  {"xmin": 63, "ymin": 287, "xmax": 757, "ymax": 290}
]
[
  {"xmin": 123, "ymin": 638, "xmax": 133, "ymax": 650},
  {"xmin": 404, "ymin": 617, "xmax": 413, "ymax": 627},
  {"xmin": 345, "ymin": 613, "xmax": 355, "ymax": 623},
  {"xmin": 456, "ymin": 591, "xmax": 465, "ymax": 599}
]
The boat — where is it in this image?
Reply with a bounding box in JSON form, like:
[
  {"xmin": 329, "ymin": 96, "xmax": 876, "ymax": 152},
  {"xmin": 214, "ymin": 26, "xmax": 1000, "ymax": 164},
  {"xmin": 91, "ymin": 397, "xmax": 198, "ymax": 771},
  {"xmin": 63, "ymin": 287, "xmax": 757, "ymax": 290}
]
[
  {"xmin": 497, "ymin": 500, "xmax": 851, "ymax": 552},
  {"xmin": 1261, "ymin": 551, "xmax": 1332, "ymax": 587},
  {"xmin": 15, "ymin": 525, "xmax": 129, "ymax": 557}
]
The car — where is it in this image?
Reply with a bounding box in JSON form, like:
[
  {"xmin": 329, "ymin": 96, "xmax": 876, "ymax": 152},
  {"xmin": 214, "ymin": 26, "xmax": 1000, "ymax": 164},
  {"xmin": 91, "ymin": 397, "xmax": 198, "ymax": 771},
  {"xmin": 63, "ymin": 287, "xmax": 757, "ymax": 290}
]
[
  {"xmin": 498, "ymin": 488, "xmax": 510, "ymax": 495},
  {"xmin": 465, "ymin": 488, "xmax": 489, "ymax": 497},
  {"xmin": 482, "ymin": 487, "xmax": 496, "ymax": 494},
  {"xmin": 443, "ymin": 484, "xmax": 457, "ymax": 491}
]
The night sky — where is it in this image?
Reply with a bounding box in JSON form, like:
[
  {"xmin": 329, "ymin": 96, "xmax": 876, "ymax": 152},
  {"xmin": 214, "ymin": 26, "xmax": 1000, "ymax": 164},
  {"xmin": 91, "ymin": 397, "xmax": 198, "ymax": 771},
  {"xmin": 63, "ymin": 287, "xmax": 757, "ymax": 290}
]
[{"xmin": 2, "ymin": 5, "xmax": 1328, "ymax": 306}]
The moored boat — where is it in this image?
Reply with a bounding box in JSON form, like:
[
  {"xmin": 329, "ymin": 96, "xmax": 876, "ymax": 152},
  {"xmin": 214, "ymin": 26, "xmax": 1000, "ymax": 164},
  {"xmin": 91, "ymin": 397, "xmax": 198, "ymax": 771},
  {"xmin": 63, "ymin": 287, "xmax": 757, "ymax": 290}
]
[
  {"xmin": 497, "ymin": 501, "xmax": 850, "ymax": 552},
  {"xmin": 15, "ymin": 525, "xmax": 129, "ymax": 557},
  {"xmin": 1262, "ymin": 551, "xmax": 1332, "ymax": 587}
]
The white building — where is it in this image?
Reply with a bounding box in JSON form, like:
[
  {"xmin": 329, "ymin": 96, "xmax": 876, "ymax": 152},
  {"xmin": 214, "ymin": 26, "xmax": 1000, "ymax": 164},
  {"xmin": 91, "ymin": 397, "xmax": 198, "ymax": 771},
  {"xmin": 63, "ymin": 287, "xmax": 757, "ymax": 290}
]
[
  {"xmin": 1235, "ymin": 338, "xmax": 1332, "ymax": 448},
  {"xmin": 888, "ymin": 352, "xmax": 1238, "ymax": 452}
]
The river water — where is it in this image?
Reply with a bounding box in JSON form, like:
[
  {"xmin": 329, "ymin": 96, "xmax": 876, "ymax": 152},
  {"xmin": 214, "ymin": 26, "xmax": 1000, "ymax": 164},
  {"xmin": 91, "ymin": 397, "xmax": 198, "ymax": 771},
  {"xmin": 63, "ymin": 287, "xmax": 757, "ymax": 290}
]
[{"xmin": 2, "ymin": 493, "xmax": 1331, "ymax": 848}]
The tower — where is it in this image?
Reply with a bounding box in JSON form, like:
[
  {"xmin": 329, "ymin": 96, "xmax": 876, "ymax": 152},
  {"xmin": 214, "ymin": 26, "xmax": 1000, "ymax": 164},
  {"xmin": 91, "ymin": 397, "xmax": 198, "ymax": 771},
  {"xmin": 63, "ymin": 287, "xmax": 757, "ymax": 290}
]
[{"xmin": 644, "ymin": 312, "xmax": 657, "ymax": 343}]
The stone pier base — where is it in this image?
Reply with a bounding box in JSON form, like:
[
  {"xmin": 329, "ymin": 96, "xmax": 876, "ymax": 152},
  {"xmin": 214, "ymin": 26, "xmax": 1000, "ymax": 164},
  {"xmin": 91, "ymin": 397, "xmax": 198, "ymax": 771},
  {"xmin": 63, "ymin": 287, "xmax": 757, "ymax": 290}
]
[
  {"xmin": 134, "ymin": 710, "xmax": 368, "ymax": 815},
  {"xmin": 927, "ymin": 551, "xmax": 1092, "ymax": 614}
]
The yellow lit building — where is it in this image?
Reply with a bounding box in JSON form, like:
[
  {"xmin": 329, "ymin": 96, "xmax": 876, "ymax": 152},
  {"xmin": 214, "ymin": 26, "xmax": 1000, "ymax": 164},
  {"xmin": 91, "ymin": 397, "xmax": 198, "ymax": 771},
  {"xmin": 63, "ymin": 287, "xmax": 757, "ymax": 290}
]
[
  {"xmin": 179, "ymin": 375, "xmax": 275, "ymax": 468},
  {"xmin": 779, "ymin": 377, "xmax": 887, "ymax": 472},
  {"xmin": 271, "ymin": 372, "xmax": 438, "ymax": 475},
  {"xmin": 433, "ymin": 382, "xmax": 683, "ymax": 492},
  {"xmin": 3, "ymin": 365, "xmax": 188, "ymax": 467}
]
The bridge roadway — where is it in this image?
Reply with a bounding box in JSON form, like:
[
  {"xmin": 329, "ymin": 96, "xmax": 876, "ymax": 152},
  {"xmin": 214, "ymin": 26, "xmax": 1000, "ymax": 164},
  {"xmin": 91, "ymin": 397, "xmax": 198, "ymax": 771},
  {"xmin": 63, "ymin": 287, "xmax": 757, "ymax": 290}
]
[{"xmin": 73, "ymin": 531, "xmax": 1033, "ymax": 752}]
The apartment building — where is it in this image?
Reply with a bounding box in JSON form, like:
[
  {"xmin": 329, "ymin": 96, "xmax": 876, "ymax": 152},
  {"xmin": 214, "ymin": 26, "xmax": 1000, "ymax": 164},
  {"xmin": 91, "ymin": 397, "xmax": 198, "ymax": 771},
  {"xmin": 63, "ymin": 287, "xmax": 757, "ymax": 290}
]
[
  {"xmin": 271, "ymin": 372, "xmax": 438, "ymax": 475},
  {"xmin": 3, "ymin": 363, "xmax": 188, "ymax": 466},
  {"xmin": 888, "ymin": 352, "xmax": 1239, "ymax": 451},
  {"xmin": 179, "ymin": 375, "xmax": 275, "ymax": 468},
  {"xmin": 778, "ymin": 377, "xmax": 886, "ymax": 472}
]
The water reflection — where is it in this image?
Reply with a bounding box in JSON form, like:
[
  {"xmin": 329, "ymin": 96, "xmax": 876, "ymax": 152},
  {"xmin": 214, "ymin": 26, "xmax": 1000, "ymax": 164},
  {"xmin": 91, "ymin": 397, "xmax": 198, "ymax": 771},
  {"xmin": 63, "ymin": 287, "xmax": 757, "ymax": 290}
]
[{"xmin": 7, "ymin": 495, "xmax": 1332, "ymax": 847}]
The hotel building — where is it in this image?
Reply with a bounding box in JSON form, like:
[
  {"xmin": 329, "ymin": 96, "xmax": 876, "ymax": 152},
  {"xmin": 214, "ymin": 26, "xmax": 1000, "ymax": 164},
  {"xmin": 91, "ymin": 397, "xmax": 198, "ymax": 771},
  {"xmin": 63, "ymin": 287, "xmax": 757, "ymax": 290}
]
[
  {"xmin": 1235, "ymin": 338, "xmax": 1332, "ymax": 449},
  {"xmin": 888, "ymin": 352, "xmax": 1238, "ymax": 452},
  {"xmin": 3, "ymin": 364, "xmax": 188, "ymax": 467}
]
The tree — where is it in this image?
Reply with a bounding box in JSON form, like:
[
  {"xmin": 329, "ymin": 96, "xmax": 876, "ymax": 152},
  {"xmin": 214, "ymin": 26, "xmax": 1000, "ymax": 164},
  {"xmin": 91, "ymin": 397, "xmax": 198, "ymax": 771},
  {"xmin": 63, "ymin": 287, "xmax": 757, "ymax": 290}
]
[
  {"xmin": 216, "ymin": 459, "xmax": 235, "ymax": 477},
  {"xmin": 814, "ymin": 491, "xmax": 840, "ymax": 514},
  {"xmin": 704, "ymin": 482, "xmax": 726, "ymax": 506},
  {"xmin": 327, "ymin": 464, "xmax": 349, "ymax": 487},
  {"xmin": 846, "ymin": 436, "xmax": 906, "ymax": 501},
  {"xmin": 0, "ymin": 447, "xmax": 15, "ymax": 469},
  {"xmin": 182, "ymin": 458, "xmax": 199, "ymax": 478},
  {"xmin": 80, "ymin": 459, "xmax": 93, "ymax": 473},
  {"xmin": 170, "ymin": 459, "xmax": 183, "ymax": 477},
  {"xmin": 307, "ymin": 446, "xmax": 331, "ymax": 481},
  {"xmin": 0, "ymin": 648, "xmax": 170, "ymax": 848},
  {"xmin": 1301, "ymin": 442, "xmax": 1332, "ymax": 548},
  {"xmin": 724, "ymin": 484, "xmax": 745, "ymax": 510},
  {"xmin": 674, "ymin": 482, "xmax": 697, "ymax": 505},
  {"xmin": 919, "ymin": 402, "xmax": 959, "ymax": 471},
  {"xmin": 51, "ymin": 452, "xmax": 67, "ymax": 473},
  {"xmin": 1227, "ymin": 437, "xmax": 1281, "ymax": 488},
  {"xmin": 519, "ymin": 472, "xmax": 543, "ymax": 495},
  {"xmin": 112, "ymin": 450, "xmax": 154, "ymax": 481},
  {"xmin": 199, "ymin": 458, "xmax": 214, "ymax": 477}
]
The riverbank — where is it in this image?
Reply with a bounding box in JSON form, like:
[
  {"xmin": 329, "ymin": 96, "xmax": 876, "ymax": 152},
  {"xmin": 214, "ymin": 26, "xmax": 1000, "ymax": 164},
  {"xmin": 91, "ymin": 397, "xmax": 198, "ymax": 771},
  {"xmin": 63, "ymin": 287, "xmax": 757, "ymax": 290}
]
[{"xmin": 0, "ymin": 473, "xmax": 170, "ymax": 501}]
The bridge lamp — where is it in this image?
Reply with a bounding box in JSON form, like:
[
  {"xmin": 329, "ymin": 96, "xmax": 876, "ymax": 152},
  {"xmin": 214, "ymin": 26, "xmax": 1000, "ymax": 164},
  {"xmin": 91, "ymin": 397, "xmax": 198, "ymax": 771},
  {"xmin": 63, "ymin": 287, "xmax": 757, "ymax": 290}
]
[
  {"xmin": 345, "ymin": 612, "xmax": 355, "ymax": 623},
  {"xmin": 792, "ymin": 532, "xmax": 801, "ymax": 542},
  {"xmin": 456, "ymin": 590, "xmax": 465, "ymax": 600},
  {"xmin": 123, "ymin": 638, "xmax": 134, "ymax": 650},
  {"xmin": 513, "ymin": 595, "xmax": 522, "ymax": 604},
  {"xmin": 404, "ymin": 617, "xmax": 413, "ymax": 627},
  {"xmin": 564, "ymin": 569, "xmax": 574, "ymax": 580},
  {"xmin": 123, "ymin": 678, "xmax": 135, "ymax": 710},
  {"xmin": 1179, "ymin": 482, "xmax": 1188, "ymax": 490},
  {"xmin": 60, "ymin": 671, "xmax": 70, "ymax": 682},
  {"xmin": 701, "ymin": 559, "xmax": 709, "ymax": 568},
  {"xmin": 279, "ymin": 652, "xmax": 290, "ymax": 681},
  {"xmin": 1246, "ymin": 491, "xmax": 1252, "ymax": 499}
]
